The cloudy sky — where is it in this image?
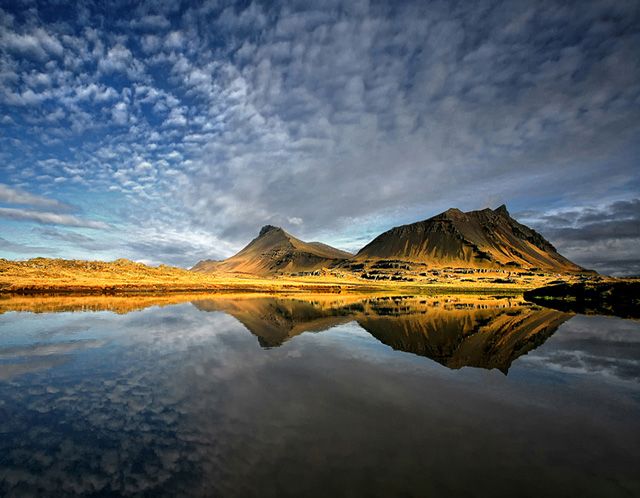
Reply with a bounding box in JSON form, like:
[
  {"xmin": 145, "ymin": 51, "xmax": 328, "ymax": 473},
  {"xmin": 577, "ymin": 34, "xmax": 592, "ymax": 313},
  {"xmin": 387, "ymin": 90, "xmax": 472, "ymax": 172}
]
[{"xmin": 0, "ymin": 0, "xmax": 638, "ymax": 275}]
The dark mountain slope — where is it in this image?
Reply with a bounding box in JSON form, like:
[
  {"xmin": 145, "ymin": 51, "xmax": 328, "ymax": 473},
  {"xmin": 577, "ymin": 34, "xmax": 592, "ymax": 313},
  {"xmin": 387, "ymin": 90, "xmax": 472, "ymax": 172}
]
[{"xmin": 355, "ymin": 205, "xmax": 584, "ymax": 272}]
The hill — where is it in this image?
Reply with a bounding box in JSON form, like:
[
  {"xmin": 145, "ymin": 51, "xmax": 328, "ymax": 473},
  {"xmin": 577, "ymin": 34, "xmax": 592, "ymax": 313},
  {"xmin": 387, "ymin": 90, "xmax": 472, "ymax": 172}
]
[
  {"xmin": 355, "ymin": 205, "xmax": 585, "ymax": 273},
  {"xmin": 192, "ymin": 225, "xmax": 352, "ymax": 275},
  {"xmin": 0, "ymin": 257, "xmax": 215, "ymax": 294},
  {"xmin": 0, "ymin": 258, "xmax": 347, "ymax": 294}
]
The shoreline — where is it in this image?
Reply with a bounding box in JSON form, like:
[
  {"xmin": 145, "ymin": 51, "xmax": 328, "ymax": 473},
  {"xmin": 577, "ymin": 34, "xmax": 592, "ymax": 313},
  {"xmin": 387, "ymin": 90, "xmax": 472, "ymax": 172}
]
[
  {"xmin": 0, "ymin": 282, "xmax": 533, "ymax": 296},
  {"xmin": 0, "ymin": 257, "xmax": 603, "ymax": 297}
]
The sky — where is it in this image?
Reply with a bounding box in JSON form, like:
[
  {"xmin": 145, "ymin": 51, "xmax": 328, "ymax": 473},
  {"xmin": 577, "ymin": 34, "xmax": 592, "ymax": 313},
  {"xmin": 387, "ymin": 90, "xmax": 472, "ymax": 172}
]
[{"xmin": 0, "ymin": 0, "xmax": 638, "ymax": 275}]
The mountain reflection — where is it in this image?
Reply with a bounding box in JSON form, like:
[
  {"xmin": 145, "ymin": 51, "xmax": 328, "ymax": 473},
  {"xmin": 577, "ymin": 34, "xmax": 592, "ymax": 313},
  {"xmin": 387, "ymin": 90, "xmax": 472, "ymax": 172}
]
[
  {"xmin": 0, "ymin": 293, "xmax": 573, "ymax": 374},
  {"xmin": 1, "ymin": 295, "xmax": 637, "ymax": 498},
  {"xmin": 192, "ymin": 295, "xmax": 573, "ymax": 373}
]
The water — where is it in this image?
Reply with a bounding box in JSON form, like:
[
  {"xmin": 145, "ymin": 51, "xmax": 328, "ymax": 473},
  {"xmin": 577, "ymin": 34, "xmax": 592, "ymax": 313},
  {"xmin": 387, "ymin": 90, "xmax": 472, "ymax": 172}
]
[{"xmin": 0, "ymin": 294, "xmax": 638, "ymax": 497}]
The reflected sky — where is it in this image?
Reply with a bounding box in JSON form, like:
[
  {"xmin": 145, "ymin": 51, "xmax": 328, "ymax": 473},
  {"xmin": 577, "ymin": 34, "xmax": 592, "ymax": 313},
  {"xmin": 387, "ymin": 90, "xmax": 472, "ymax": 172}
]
[{"xmin": 0, "ymin": 295, "xmax": 639, "ymax": 497}]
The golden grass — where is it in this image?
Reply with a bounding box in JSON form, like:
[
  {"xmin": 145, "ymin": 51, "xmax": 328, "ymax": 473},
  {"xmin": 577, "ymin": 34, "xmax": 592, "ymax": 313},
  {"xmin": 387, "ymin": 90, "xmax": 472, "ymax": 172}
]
[{"xmin": 0, "ymin": 257, "xmax": 603, "ymax": 296}]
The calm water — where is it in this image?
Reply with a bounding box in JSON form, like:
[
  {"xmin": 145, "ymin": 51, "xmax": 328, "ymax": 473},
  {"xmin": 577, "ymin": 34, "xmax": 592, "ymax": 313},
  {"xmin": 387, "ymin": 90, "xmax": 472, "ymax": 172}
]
[{"xmin": 0, "ymin": 294, "xmax": 638, "ymax": 497}]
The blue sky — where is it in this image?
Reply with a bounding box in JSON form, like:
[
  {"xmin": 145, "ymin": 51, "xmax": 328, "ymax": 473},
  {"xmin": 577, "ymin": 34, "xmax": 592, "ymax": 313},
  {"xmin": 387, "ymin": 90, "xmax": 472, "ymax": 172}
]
[{"xmin": 0, "ymin": 0, "xmax": 638, "ymax": 275}]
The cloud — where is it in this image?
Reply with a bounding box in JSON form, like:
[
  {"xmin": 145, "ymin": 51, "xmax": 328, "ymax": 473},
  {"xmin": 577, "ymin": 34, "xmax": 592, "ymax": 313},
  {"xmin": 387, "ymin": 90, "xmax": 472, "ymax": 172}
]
[
  {"xmin": 163, "ymin": 106, "xmax": 187, "ymax": 127},
  {"xmin": 152, "ymin": 0, "xmax": 640, "ymax": 264},
  {"xmin": 164, "ymin": 30, "xmax": 185, "ymax": 49},
  {"xmin": 0, "ymin": 183, "xmax": 70, "ymax": 211},
  {"xmin": 122, "ymin": 225, "xmax": 237, "ymax": 266},
  {"xmin": 0, "ymin": 236, "xmax": 54, "ymax": 254},
  {"xmin": 1, "ymin": 27, "xmax": 63, "ymax": 61},
  {"xmin": 0, "ymin": 0, "xmax": 637, "ymax": 269},
  {"xmin": 98, "ymin": 43, "xmax": 146, "ymax": 80},
  {"xmin": 111, "ymin": 101, "xmax": 129, "ymax": 125},
  {"xmin": 0, "ymin": 207, "xmax": 109, "ymax": 229},
  {"xmin": 32, "ymin": 227, "xmax": 97, "ymax": 244},
  {"xmin": 73, "ymin": 83, "xmax": 118, "ymax": 103},
  {"xmin": 518, "ymin": 199, "xmax": 640, "ymax": 276}
]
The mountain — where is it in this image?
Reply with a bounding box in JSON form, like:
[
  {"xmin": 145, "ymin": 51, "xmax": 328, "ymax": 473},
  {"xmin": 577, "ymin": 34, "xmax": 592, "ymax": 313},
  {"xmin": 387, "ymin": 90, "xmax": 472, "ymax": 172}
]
[
  {"xmin": 192, "ymin": 225, "xmax": 352, "ymax": 275},
  {"xmin": 355, "ymin": 205, "xmax": 584, "ymax": 272}
]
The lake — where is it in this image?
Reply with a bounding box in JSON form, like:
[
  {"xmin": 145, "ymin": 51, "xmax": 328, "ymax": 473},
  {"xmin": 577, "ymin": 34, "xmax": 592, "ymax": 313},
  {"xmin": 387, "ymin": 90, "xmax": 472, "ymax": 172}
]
[{"xmin": 0, "ymin": 294, "xmax": 638, "ymax": 497}]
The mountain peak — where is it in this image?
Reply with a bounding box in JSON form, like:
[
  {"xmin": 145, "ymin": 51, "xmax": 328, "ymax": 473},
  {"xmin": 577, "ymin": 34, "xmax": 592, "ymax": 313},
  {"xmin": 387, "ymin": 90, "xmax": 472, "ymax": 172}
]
[
  {"xmin": 442, "ymin": 207, "xmax": 465, "ymax": 219},
  {"xmin": 194, "ymin": 224, "xmax": 350, "ymax": 275},
  {"xmin": 494, "ymin": 204, "xmax": 509, "ymax": 217},
  {"xmin": 259, "ymin": 225, "xmax": 283, "ymax": 237},
  {"xmin": 356, "ymin": 205, "xmax": 583, "ymax": 272}
]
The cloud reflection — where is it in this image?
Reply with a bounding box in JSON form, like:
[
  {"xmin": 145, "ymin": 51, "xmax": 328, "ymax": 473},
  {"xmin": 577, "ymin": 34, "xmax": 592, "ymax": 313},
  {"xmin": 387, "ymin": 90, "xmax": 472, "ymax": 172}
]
[{"xmin": 0, "ymin": 297, "xmax": 638, "ymax": 496}]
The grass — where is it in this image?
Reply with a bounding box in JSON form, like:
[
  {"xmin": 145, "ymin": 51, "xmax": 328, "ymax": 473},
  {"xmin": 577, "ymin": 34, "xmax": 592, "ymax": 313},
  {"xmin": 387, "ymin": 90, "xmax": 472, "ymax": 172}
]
[{"xmin": 0, "ymin": 257, "xmax": 603, "ymax": 296}]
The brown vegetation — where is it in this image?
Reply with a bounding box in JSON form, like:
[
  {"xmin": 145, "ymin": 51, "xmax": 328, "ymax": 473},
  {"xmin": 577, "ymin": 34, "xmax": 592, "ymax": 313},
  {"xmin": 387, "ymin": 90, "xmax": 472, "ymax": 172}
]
[{"xmin": 0, "ymin": 256, "xmax": 603, "ymax": 296}]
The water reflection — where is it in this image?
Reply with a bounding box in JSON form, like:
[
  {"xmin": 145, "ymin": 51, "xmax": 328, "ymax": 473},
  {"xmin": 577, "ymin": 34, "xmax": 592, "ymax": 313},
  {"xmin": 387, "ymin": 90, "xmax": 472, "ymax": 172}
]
[
  {"xmin": 0, "ymin": 294, "xmax": 572, "ymax": 375},
  {"xmin": 193, "ymin": 295, "xmax": 572, "ymax": 373},
  {"xmin": 0, "ymin": 293, "xmax": 208, "ymax": 314},
  {"xmin": 0, "ymin": 294, "xmax": 638, "ymax": 497}
]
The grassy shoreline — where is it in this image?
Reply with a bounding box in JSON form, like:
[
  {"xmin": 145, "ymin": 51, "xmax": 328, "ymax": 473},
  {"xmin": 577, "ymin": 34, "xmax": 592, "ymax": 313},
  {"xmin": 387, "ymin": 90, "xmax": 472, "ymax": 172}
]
[
  {"xmin": 0, "ymin": 282, "xmax": 532, "ymax": 296},
  {"xmin": 0, "ymin": 257, "xmax": 597, "ymax": 297}
]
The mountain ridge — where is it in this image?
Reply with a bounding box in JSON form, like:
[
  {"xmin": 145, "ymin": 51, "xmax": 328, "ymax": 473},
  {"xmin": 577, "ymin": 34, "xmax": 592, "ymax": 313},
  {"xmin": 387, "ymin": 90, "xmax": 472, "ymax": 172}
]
[
  {"xmin": 192, "ymin": 205, "xmax": 587, "ymax": 275},
  {"xmin": 355, "ymin": 205, "xmax": 583, "ymax": 272},
  {"xmin": 191, "ymin": 225, "xmax": 352, "ymax": 275}
]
